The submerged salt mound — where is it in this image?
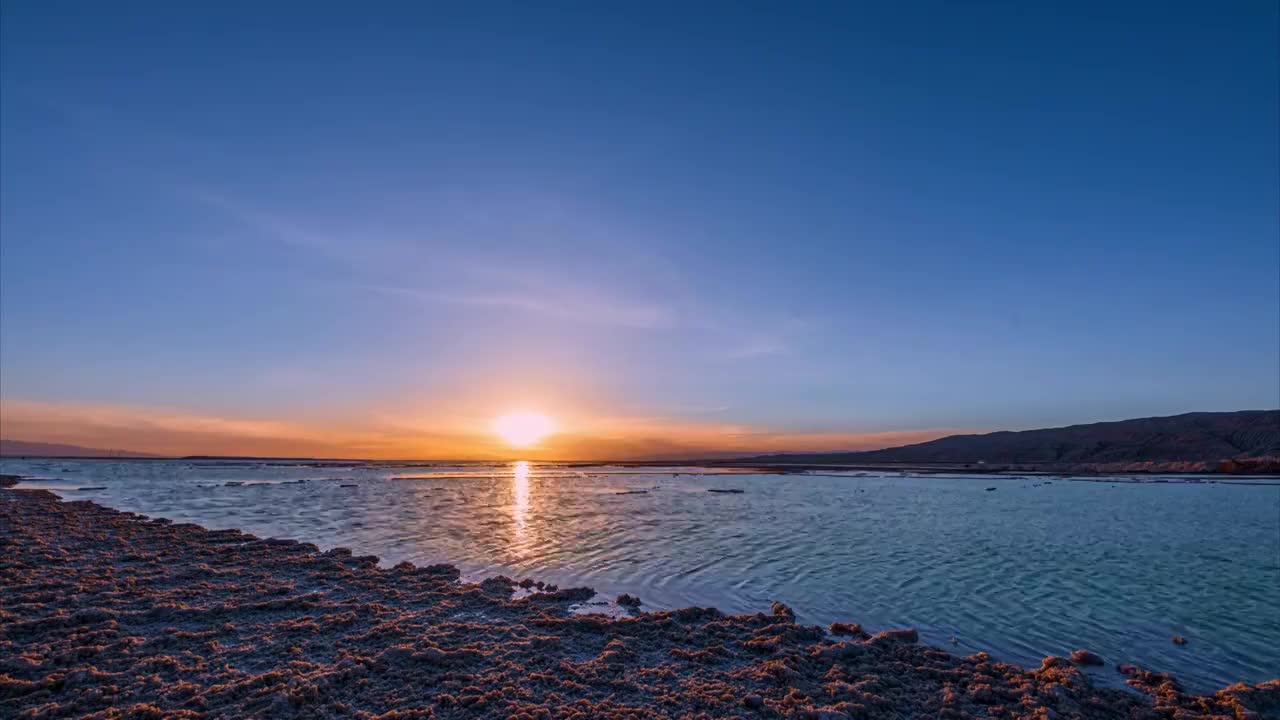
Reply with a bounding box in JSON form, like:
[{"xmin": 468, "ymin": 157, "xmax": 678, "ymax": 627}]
[{"xmin": 1, "ymin": 490, "xmax": 1276, "ymax": 719}]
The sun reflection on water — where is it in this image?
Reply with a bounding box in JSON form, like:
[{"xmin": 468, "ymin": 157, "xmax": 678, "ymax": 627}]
[{"xmin": 512, "ymin": 460, "xmax": 530, "ymax": 542}]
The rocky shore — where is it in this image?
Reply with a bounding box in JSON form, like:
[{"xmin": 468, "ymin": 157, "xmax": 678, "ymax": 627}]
[{"xmin": 1, "ymin": 488, "xmax": 1276, "ymax": 719}]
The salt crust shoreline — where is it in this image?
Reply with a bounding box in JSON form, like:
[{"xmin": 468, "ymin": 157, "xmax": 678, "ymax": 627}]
[{"xmin": 1, "ymin": 486, "xmax": 1276, "ymax": 719}]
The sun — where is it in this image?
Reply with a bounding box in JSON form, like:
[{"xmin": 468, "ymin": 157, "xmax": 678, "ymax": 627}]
[{"xmin": 492, "ymin": 411, "xmax": 556, "ymax": 448}]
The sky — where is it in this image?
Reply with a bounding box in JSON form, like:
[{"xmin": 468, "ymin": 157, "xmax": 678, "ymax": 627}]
[{"xmin": 1, "ymin": 1, "xmax": 1277, "ymax": 459}]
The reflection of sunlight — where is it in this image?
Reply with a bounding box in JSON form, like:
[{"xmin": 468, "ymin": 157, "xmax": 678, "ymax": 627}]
[{"xmin": 512, "ymin": 460, "xmax": 530, "ymax": 541}]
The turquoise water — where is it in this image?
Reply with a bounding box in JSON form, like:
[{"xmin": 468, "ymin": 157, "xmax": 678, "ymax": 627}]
[{"xmin": 3, "ymin": 458, "xmax": 1277, "ymax": 692}]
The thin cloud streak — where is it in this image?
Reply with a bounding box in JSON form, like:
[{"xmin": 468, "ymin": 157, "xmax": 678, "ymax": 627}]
[
  {"xmin": 360, "ymin": 284, "xmax": 675, "ymax": 330},
  {"xmin": 185, "ymin": 186, "xmax": 813, "ymax": 354},
  {"xmin": 0, "ymin": 399, "xmax": 966, "ymax": 461}
]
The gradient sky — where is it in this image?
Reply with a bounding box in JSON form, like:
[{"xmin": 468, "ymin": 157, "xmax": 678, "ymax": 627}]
[{"xmin": 2, "ymin": 2, "xmax": 1277, "ymax": 459}]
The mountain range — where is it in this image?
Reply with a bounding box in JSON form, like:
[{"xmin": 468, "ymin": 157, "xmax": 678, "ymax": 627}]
[{"xmin": 745, "ymin": 410, "xmax": 1280, "ymax": 469}]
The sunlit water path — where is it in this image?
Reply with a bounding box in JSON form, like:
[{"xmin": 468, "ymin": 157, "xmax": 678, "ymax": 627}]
[{"xmin": 3, "ymin": 458, "xmax": 1277, "ymax": 692}]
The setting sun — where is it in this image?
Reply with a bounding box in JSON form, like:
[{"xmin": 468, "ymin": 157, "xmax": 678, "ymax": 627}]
[{"xmin": 491, "ymin": 411, "xmax": 556, "ymax": 447}]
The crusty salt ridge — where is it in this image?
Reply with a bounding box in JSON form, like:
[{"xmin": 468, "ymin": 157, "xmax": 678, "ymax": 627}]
[{"xmin": 1, "ymin": 488, "xmax": 1276, "ymax": 719}]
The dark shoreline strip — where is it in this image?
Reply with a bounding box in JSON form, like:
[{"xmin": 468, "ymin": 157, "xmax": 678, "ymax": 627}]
[{"xmin": 1, "ymin": 488, "xmax": 1276, "ymax": 719}]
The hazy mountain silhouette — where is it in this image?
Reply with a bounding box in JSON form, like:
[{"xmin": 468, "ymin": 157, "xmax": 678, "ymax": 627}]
[
  {"xmin": 0, "ymin": 439, "xmax": 160, "ymax": 458},
  {"xmin": 746, "ymin": 411, "xmax": 1280, "ymax": 465}
]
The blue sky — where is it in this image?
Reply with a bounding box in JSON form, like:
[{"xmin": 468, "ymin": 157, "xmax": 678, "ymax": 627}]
[{"xmin": 1, "ymin": 2, "xmax": 1277, "ymax": 457}]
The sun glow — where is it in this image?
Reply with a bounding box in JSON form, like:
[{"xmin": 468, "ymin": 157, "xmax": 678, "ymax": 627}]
[{"xmin": 492, "ymin": 411, "xmax": 556, "ymax": 447}]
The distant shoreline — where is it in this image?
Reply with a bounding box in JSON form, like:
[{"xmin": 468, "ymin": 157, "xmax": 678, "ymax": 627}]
[{"xmin": 5, "ymin": 455, "xmax": 1280, "ymax": 481}]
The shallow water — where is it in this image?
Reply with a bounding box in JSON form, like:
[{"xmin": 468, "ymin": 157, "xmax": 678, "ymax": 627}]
[{"xmin": 3, "ymin": 458, "xmax": 1277, "ymax": 692}]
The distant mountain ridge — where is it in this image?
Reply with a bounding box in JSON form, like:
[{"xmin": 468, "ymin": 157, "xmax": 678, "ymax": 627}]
[
  {"xmin": 746, "ymin": 411, "xmax": 1280, "ymax": 466},
  {"xmin": 0, "ymin": 439, "xmax": 160, "ymax": 458}
]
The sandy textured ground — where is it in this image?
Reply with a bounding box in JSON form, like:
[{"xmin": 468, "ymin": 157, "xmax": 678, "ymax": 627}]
[{"xmin": 1, "ymin": 487, "xmax": 1276, "ymax": 719}]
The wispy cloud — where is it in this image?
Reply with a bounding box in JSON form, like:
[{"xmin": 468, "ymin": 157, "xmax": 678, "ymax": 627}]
[
  {"xmin": 360, "ymin": 283, "xmax": 675, "ymax": 330},
  {"xmin": 183, "ymin": 188, "xmax": 423, "ymax": 271},
  {"xmin": 0, "ymin": 399, "xmax": 469, "ymax": 459},
  {"xmin": 0, "ymin": 398, "xmax": 967, "ymax": 460},
  {"xmin": 183, "ymin": 186, "xmax": 817, "ymax": 354}
]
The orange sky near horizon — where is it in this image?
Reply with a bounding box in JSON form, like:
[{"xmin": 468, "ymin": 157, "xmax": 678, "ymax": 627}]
[{"xmin": 0, "ymin": 399, "xmax": 964, "ymax": 460}]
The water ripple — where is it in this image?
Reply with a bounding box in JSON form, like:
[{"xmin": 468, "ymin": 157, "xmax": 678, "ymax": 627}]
[{"xmin": 3, "ymin": 458, "xmax": 1277, "ymax": 692}]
